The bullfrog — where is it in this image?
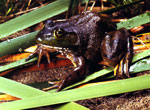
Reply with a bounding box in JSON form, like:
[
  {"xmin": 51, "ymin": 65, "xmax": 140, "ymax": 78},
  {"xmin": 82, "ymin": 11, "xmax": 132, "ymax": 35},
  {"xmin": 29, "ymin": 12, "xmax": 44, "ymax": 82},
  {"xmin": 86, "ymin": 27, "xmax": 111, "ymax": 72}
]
[{"xmin": 27, "ymin": 11, "xmax": 133, "ymax": 91}]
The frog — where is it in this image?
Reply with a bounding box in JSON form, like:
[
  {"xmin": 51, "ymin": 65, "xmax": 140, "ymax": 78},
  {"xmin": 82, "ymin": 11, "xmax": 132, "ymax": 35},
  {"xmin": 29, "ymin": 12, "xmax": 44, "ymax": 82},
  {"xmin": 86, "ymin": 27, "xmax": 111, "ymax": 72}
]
[{"xmin": 27, "ymin": 11, "xmax": 133, "ymax": 91}]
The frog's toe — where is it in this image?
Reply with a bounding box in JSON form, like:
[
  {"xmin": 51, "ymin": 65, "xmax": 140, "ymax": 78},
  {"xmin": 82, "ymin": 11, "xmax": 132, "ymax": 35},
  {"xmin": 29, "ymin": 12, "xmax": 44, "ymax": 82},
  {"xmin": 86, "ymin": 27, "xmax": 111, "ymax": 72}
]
[
  {"xmin": 42, "ymin": 81, "xmax": 61, "ymax": 91},
  {"xmin": 26, "ymin": 44, "xmax": 55, "ymax": 67},
  {"xmin": 42, "ymin": 80, "xmax": 67, "ymax": 92},
  {"xmin": 114, "ymin": 64, "xmax": 119, "ymax": 77},
  {"xmin": 114, "ymin": 58, "xmax": 125, "ymax": 78},
  {"xmin": 25, "ymin": 48, "xmax": 38, "ymax": 61},
  {"xmin": 114, "ymin": 56, "xmax": 130, "ymax": 78}
]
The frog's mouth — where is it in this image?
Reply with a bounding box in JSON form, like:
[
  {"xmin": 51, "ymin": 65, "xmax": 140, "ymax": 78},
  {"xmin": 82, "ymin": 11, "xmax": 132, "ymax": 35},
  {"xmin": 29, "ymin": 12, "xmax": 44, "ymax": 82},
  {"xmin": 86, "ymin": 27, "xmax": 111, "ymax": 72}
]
[{"xmin": 39, "ymin": 44, "xmax": 71, "ymax": 55}]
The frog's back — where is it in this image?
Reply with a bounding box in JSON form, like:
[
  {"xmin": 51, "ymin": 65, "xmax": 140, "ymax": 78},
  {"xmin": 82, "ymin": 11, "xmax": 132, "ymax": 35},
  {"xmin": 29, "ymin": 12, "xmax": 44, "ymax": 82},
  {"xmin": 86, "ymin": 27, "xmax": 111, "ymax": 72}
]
[{"xmin": 69, "ymin": 12, "xmax": 116, "ymax": 63}]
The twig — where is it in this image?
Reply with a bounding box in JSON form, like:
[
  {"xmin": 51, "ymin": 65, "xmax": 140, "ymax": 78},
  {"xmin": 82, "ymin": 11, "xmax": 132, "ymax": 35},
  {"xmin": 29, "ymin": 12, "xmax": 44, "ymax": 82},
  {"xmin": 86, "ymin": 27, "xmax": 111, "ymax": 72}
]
[
  {"xmin": 4, "ymin": 3, "xmax": 49, "ymax": 18},
  {"xmin": 26, "ymin": 0, "xmax": 32, "ymax": 10}
]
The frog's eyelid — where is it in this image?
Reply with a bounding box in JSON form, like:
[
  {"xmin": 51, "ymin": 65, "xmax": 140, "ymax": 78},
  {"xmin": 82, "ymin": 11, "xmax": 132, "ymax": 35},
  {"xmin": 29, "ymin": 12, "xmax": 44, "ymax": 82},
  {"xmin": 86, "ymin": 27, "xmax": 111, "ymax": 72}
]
[{"xmin": 53, "ymin": 30, "xmax": 57, "ymax": 38}]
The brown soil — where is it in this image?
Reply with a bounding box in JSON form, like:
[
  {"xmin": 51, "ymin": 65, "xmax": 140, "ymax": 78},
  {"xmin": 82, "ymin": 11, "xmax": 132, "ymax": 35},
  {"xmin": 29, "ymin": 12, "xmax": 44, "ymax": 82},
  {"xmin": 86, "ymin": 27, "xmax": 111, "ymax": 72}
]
[{"xmin": 77, "ymin": 90, "xmax": 150, "ymax": 110}]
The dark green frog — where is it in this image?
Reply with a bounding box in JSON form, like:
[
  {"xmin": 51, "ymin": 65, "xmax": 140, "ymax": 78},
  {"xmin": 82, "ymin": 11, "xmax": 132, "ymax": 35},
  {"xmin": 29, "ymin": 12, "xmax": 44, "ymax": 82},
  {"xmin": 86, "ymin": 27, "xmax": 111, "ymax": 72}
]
[{"xmin": 27, "ymin": 12, "xmax": 133, "ymax": 91}]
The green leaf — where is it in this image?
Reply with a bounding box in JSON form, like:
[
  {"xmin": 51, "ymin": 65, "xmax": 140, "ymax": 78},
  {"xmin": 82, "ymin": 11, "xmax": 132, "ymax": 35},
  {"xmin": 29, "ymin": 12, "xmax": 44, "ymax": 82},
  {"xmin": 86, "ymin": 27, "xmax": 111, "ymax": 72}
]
[
  {"xmin": 0, "ymin": 76, "xmax": 47, "ymax": 98},
  {"xmin": 0, "ymin": 76, "xmax": 88, "ymax": 110},
  {"xmin": 0, "ymin": 57, "xmax": 37, "ymax": 73},
  {"xmin": 0, "ymin": 31, "xmax": 38, "ymax": 57},
  {"xmin": 55, "ymin": 102, "xmax": 89, "ymax": 110},
  {"xmin": 132, "ymin": 49, "xmax": 150, "ymax": 62},
  {"xmin": 130, "ymin": 58, "xmax": 150, "ymax": 73},
  {"xmin": 0, "ymin": 75, "xmax": 149, "ymax": 110},
  {"xmin": 117, "ymin": 12, "xmax": 150, "ymax": 29}
]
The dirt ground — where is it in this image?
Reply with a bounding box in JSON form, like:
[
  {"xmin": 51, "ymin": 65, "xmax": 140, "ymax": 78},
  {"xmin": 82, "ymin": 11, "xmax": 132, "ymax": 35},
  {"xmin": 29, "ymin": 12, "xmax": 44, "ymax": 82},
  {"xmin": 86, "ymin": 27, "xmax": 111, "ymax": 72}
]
[{"xmin": 77, "ymin": 90, "xmax": 150, "ymax": 110}]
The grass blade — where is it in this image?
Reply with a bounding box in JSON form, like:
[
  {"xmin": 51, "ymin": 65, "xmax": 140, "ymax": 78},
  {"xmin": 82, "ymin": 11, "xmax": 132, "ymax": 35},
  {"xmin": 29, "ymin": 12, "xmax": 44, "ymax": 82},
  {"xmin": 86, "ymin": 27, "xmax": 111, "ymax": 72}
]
[
  {"xmin": 0, "ymin": 77, "xmax": 47, "ymax": 98},
  {"xmin": 0, "ymin": 75, "xmax": 149, "ymax": 110},
  {"xmin": 0, "ymin": 57, "xmax": 37, "ymax": 73},
  {"xmin": 55, "ymin": 102, "xmax": 89, "ymax": 110},
  {"xmin": 130, "ymin": 58, "xmax": 150, "ymax": 73},
  {"xmin": 0, "ymin": 76, "xmax": 88, "ymax": 110},
  {"xmin": 132, "ymin": 49, "xmax": 150, "ymax": 62},
  {"xmin": 117, "ymin": 12, "xmax": 150, "ymax": 29},
  {"xmin": 0, "ymin": 78, "xmax": 88, "ymax": 110},
  {"xmin": 0, "ymin": 31, "xmax": 38, "ymax": 57}
]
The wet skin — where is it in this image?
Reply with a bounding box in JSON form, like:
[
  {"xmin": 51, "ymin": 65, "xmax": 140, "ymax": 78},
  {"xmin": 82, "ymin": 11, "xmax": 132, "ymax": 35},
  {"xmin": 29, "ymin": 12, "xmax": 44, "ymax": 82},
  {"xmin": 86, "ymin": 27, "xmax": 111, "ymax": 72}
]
[{"xmin": 27, "ymin": 12, "xmax": 133, "ymax": 91}]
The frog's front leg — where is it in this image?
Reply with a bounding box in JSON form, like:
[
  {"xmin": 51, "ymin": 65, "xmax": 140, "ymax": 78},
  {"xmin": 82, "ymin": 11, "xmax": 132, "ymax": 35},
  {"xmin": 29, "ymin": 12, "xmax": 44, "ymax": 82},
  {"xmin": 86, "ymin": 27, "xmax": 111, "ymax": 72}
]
[
  {"xmin": 26, "ymin": 44, "xmax": 57, "ymax": 67},
  {"xmin": 44, "ymin": 51, "xmax": 86, "ymax": 92},
  {"xmin": 101, "ymin": 28, "xmax": 133, "ymax": 78},
  {"xmin": 57, "ymin": 55, "xmax": 86, "ymax": 91}
]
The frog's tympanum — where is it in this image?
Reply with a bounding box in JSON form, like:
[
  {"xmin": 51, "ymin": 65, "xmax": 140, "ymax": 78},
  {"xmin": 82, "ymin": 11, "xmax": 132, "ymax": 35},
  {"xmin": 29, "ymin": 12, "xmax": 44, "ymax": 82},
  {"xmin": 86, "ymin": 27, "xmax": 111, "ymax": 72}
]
[{"xmin": 27, "ymin": 12, "xmax": 133, "ymax": 91}]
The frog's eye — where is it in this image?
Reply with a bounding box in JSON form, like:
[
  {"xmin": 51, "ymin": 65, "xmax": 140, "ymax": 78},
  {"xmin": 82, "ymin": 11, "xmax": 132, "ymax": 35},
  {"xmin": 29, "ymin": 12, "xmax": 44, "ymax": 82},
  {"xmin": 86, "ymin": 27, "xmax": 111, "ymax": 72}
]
[{"xmin": 54, "ymin": 28, "xmax": 64, "ymax": 38}]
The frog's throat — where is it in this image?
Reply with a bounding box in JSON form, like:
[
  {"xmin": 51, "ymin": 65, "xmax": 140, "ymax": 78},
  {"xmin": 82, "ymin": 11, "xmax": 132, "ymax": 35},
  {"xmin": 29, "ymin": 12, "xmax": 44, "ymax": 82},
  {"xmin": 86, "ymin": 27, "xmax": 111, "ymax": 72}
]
[
  {"xmin": 55, "ymin": 47, "xmax": 77, "ymax": 67},
  {"xmin": 40, "ymin": 44, "xmax": 77, "ymax": 67}
]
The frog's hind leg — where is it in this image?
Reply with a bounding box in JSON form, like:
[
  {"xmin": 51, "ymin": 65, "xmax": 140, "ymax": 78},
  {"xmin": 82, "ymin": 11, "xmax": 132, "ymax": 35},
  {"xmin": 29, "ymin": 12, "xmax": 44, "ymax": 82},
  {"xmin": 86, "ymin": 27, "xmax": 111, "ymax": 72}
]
[
  {"xmin": 101, "ymin": 28, "xmax": 133, "ymax": 79},
  {"xmin": 114, "ymin": 35, "xmax": 133, "ymax": 78},
  {"xmin": 123, "ymin": 36, "xmax": 133, "ymax": 78}
]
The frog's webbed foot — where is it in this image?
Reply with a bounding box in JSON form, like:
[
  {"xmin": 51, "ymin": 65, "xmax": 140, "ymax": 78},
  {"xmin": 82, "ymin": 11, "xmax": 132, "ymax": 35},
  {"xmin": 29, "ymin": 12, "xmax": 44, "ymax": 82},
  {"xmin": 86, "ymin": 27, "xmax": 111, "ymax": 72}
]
[
  {"xmin": 26, "ymin": 44, "xmax": 56, "ymax": 67},
  {"xmin": 42, "ymin": 79, "xmax": 71, "ymax": 91},
  {"xmin": 42, "ymin": 81, "xmax": 60, "ymax": 91},
  {"xmin": 114, "ymin": 52, "xmax": 131, "ymax": 78}
]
